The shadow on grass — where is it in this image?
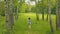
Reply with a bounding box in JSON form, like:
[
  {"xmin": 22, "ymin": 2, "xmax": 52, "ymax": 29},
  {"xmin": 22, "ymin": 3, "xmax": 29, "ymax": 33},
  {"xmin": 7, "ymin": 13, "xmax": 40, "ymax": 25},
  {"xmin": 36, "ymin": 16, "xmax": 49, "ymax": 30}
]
[{"xmin": 46, "ymin": 31, "xmax": 53, "ymax": 34}]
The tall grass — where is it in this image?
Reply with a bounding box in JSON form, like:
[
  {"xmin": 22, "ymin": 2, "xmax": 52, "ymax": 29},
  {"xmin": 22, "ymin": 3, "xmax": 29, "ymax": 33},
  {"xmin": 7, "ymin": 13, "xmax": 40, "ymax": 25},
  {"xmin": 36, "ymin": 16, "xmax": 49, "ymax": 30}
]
[{"xmin": 0, "ymin": 13, "xmax": 60, "ymax": 34}]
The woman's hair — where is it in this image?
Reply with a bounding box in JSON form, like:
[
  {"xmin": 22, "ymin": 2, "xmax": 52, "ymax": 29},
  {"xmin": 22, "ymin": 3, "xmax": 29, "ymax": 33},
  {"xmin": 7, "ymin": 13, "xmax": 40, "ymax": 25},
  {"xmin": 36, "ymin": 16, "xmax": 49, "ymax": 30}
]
[{"xmin": 28, "ymin": 17, "xmax": 30, "ymax": 20}]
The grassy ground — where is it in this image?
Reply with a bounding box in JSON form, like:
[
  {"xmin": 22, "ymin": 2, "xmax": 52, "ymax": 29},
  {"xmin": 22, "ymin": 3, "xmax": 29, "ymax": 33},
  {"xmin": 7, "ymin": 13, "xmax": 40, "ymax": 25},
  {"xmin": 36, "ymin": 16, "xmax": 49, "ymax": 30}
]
[{"xmin": 0, "ymin": 13, "xmax": 60, "ymax": 34}]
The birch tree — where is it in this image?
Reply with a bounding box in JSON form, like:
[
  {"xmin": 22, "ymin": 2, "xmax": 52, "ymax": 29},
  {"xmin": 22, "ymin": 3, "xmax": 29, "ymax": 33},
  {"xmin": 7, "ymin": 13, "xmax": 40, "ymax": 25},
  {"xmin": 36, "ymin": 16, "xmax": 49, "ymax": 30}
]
[
  {"xmin": 46, "ymin": 0, "xmax": 49, "ymax": 21},
  {"xmin": 4, "ymin": 0, "xmax": 10, "ymax": 34},
  {"xmin": 15, "ymin": 0, "xmax": 19, "ymax": 20},
  {"xmin": 58, "ymin": 0, "xmax": 60, "ymax": 27},
  {"xmin": 35, "ymin": 0, "xmax": 39, "ymax": 21},
  {"xmin": 56, "ymin": 0, "xmax": 59, "ymax": 30},
  {"xmin": 4, "ymin": 0, "xmax": 14, "ymax": 34},
  {"xmin": 42, "ymin": 0, "xmax": 44, "ymax": 21},
  {"xmin": 48, "ymin": 0, "xmax": 54, "ymax": 32}
]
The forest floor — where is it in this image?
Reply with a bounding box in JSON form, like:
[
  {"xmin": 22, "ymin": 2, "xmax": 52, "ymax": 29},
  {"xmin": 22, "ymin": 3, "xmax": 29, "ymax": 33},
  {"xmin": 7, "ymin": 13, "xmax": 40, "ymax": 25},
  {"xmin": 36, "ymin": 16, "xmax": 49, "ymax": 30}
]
[{"xmin": 0, "ymin": 13, "xmax": 60, "ymax": 34}]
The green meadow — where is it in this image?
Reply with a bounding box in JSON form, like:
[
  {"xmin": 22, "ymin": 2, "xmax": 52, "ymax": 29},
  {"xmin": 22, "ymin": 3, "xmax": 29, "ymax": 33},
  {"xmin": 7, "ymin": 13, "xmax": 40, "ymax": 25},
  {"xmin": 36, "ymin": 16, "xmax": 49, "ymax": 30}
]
[{"xmin": 0, "ymin": 13, "xmax": 60, "ymax": 34}]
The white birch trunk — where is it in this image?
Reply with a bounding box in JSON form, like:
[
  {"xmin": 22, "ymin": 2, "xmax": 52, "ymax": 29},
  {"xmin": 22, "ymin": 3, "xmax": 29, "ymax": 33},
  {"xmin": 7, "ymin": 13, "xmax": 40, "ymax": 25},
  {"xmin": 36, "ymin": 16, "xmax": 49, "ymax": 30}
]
[
  {"xmin": 56, "ymin": 0, "xmax": 59, "ymax": 30},
  {"xmin": 48, "ymin": 0, "xmax": 54, "ymax": 32}
]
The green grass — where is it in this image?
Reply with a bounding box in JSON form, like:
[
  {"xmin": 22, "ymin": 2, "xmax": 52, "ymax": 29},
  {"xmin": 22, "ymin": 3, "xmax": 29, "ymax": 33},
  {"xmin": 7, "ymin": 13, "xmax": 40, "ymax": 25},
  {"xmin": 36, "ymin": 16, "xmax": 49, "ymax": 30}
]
[{"xmin": 0, "ymin": 13, "xmax": 60, "ymax": 34}]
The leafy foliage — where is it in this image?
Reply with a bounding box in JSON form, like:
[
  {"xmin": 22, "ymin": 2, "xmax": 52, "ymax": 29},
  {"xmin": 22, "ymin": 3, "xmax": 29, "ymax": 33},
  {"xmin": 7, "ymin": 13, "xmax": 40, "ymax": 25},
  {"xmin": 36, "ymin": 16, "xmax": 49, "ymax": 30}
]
[{"xmin": 0, "ymin": 0, "xmax": 57, "ymax": 16}]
